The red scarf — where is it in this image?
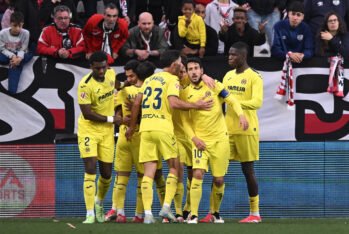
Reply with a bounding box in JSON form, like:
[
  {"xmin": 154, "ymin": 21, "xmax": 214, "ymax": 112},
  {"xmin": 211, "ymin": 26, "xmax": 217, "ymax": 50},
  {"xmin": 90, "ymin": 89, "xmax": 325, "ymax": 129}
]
[
  {"xmin": 275, "ymin": 54, "xmax": 295, "ymax": 110},
  {"xmin": 327, "ymin": 56, "xmax": 344, "ymax": 97}
]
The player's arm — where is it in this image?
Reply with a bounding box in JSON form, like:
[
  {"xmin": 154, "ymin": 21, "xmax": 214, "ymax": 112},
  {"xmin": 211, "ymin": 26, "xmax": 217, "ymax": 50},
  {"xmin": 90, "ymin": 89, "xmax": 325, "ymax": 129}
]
[
  {"xmin": 125, "ymin": 93, "xmax": 142, "ymax": 140},
  {"xmin": 180, "ymin": 112, "xmax": 206, "ymax": 151},
  {"xmin": 168, "ymin": 96, "xmax": 213, "ymax": 110},
  {"xmin": 114, "ymin": 105, "xmax": 124, "ymax": 126},
  {"xmin": 219, "ymin": 89, "xmax": 249, "ymax": 131},
  {"xmin": 239, "ymin": 76, "xmax": 263, "ymax": 110},
  {"xmin": 79, "ymin": 104, "xmax": 120, "ymax": 124}
]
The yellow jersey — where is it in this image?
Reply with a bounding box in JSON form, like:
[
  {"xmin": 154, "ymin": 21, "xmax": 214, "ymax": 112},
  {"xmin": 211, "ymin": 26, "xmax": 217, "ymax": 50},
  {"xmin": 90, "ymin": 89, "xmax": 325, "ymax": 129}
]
[
  {"xmin": 139, "ymin": 71, "xmax": 180, "ymax": 134},
  {"xmin": 223, "ymin": 68, "xmax": 263, "ymax": 135},
  {"xmin": 115, "ymin": 85, "xmax": 142, "ymax": 133},
  {"xmin": 182, "ymin": 80, "xmax": 229, "ymax": 142},
  {"xmin": 77, "ymin": 69, "xmax": 116, "ymax": 131},
  {"xmin": 178, "ymin": 13, "xmax": 206, "ymax": 47}
]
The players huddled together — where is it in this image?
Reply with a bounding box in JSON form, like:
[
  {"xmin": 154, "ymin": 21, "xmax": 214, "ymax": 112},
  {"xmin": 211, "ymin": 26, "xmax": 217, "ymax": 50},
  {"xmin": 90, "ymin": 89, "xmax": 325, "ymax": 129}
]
[{"xmin": 77, "ymin": 40, "xmax": 263, "ymax": 224}]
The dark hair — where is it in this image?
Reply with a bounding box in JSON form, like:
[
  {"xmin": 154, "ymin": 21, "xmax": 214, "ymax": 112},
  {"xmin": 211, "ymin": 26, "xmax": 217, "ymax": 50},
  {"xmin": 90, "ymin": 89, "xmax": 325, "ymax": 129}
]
[
  {"xmin": 231, "ymin": 41, "xmax": 249, "ymax": 56},
  {"xmin": 185, "ymin": 57, "xmax": 203, "ymax": 69},
  {"xmin": 182, "ymin": 0, "xmax": 195, "ymax": 8},
  {"xmin": 135, "ymin": 61, "xmax": 156, "ymax": 81},
  {"xmin": 318, "ymin": 11, "xmax": 347, "ymax": 56},
  {"xmin": 89, "ymin": 51, "xmax": 108, "ymax": 64},
  {"xmin": 233, "ymin": 6, "xmax": 247, "ymax": 15},
  {"xmin": 53, "ymin": 5, "xmax": 71, "ymax": 17},
  {"xmin": 124, "ymin": 60, "xmax": 140, "ymax": 72},
  {"xmin": 160, "ymin": 50, "xmax": 181, "ymax": 68},
  {"xmin": 105, "ymin": 2, "xmax": 118, "ymax": 11},
  {"xmin": 287, "ymin": 1, "xmax": 304, "ymax": 13},
  {"xmin": 10, "ymin": 11, "xmax": 24, "ymax": 24}
]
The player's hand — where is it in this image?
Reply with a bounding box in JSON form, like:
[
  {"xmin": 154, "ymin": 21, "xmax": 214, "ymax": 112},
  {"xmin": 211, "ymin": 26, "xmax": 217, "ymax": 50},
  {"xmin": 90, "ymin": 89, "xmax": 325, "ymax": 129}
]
[
  {"xmin": 123, "ymin": 115, "xmax": 131, "ymax": 126},
  {"xmin": 195, "ymin": 98, "xmax": 213, "ymax": 110},
  {"xmin": 125, "ymin": 127, "xmax": 134, "ymax": 141},
  {"xmin": 192, "ymin": 136, "xmax": 206, "ymax": 151},
  {"xmin": 201, "ymin": 74, "xmax": 215, "ymax": 89},
  {"xmin": 239, "ymin": 114, "xmax": 249, "ymax": 131},
  {"xmin": 199, "ymin": 47, "xmax": 205, "ymax": 58}
]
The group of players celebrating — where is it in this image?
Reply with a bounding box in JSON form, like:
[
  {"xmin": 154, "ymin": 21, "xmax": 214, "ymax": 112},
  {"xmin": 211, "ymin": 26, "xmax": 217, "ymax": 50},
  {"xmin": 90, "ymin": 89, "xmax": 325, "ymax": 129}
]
[{"xmin": 77, "ymin": 41, "xmax": 263, "ymax": 224}]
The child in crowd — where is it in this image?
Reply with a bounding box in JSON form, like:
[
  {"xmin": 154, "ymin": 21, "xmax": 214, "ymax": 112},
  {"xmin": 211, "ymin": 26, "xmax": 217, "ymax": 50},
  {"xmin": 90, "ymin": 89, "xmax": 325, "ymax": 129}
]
[
  {"xmin": 0, "ymin": 11, "xmax": 33, "ymax": 94},
  {"xmin": 178, "ymin": 0, "xmax": 206, "ymax": 58}
]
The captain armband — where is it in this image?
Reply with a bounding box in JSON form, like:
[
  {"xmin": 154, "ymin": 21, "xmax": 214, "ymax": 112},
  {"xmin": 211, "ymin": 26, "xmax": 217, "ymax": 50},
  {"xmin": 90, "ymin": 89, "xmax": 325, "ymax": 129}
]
[{"xmin": 219, "ymin": 89, "xmax": 230, "ymax": 98}]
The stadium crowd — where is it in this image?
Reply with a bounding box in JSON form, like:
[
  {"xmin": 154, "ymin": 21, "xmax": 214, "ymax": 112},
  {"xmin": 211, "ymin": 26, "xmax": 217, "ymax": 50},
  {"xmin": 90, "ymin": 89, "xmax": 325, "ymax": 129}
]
[{"xmin": 1, "ymin": 0, "xmax": 349, "ymax": 225}]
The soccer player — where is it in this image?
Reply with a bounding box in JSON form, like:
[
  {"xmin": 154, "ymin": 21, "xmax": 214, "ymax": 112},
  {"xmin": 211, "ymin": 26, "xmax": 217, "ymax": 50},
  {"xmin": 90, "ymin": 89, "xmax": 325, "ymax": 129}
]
[
  {"xmin": 182, "ymin": 57, "xmax": 248, "ymax": 224},
  {"xmin": 224, "ymin": 41, "xmax": 263, "ymax": 223},
  {"xmin": 77, "ymin": 51, "xmax": 119, "ymax": 224},
  {"xmin": 125, "ymin": 50, "xmax": 213, "ymax": 224},
  {"xmin": 104, "ymin": 60, "xmax": 167, "ymax": 223}
]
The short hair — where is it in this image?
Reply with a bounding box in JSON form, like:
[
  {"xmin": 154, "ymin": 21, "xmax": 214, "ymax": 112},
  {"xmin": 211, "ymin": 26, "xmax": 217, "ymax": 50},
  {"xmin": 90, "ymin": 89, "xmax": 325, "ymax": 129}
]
[
  {"xmin": 124, "ymin": 60, "xmax": 140, "ymax": 71},
  {"xmin": 10, "ymin": 11, "xmax": 24, "ymax": 24},
  {"xmin": 89, "ymin": 51, "xmax": 108, "ymax": 64},
  {"xmin": 105, "ymin": 2, "xmax": 118, "ymax": 10},
  {"xmin": 287, "ymin": 1, "xmax": 304, "ymax": 13},
  {"xmin": 53, "ymin": 5, "xmax": 71, "ymax": 17},
  {"xmin": 230, "ymin": 41, "xmax": 249, "ymax": 56},
  {"xmin": 160, "ymin": 50, "xmax": 181, "ymax": 68},
  {"xmin": 233, "ymin": 6, "xmax": 247, "ymax": 14},
  {"xmin": 185, "ymin": 57, "xmax": 203, "ymax": 69},
  {"xmin": 135, "ymin": 61, "xmax": 156, "ymax": 81},
  {"xmin": 182, "ymin": 0, "xmax": 195, "ymax": 8}
]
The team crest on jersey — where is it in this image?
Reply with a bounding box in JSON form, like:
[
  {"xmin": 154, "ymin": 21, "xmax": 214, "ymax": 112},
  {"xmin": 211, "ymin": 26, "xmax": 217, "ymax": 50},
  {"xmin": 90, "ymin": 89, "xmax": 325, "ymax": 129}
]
[
  {"xmin": 80, "ymin": 92, "xmax": 87, "ymax": 99},
  {"xmin": 317, "ymin": 1, "xmax": 323, "ymax": 6},
  {"xmin": 241, "ymin": 79, "xmax": 247, "ymax": 85},
  {"xmin": 85, "ymin": 147, "xmax": 90, "ymax": 153},
  {"xmin": 195, "ymin": 159, "xmax": 200, "ymax": 164},
  {"xmin": 205, "ymin": 91, "xmax": 211, "ymax": 97},
  {"xmin": 333, "ymin": 0, "xmax": 340, "ymax": 6},
  {"xmin": 297, "ymin": 34, "xmax": 304, "ymax": 41}
]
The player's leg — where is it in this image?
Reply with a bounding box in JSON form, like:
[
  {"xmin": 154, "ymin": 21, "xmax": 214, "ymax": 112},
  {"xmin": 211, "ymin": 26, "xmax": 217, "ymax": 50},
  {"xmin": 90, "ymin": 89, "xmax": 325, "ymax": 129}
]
[
  {"xmin": 174, "ymin": 161, "xmax": 184, "ymax": 222},
  {"xmin": 154, "ymin": 168, "xmax": 166, "ymax": 206},
  {"xmin": 158, "ymin": 133, "xmax": 179, "ymax": 222},
  {"xmin": 131, "ymin": 172, "xmax": 144, "ymax": 223},
  {"xmin": 209, "ymin": 139, "xmax": 229, "ymax": 224},
  {"xmin": 182, "ymin": 166, "xmax": 192, "ymax": 221},
  {"xmin": 82, "ymin": 157, "xmax": 97, "ymax": 224},
  {"xmin": 188, "ymin": 168, "xmax": 205, "ymax": 224},
  {"xmin": 236, "ymin": 135, "xmax": 261, "ymax": 223}
]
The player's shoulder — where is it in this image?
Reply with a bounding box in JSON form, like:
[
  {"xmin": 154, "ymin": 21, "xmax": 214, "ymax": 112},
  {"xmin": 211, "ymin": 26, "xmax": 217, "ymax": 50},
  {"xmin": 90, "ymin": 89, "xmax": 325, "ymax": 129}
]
[
  {"xmin": 79, "ymin": 73, "xmax": 93, "ymax": 86},
  {"xmin": 247, "ymin": 68, "xmax": 263, "ymax": 79}
]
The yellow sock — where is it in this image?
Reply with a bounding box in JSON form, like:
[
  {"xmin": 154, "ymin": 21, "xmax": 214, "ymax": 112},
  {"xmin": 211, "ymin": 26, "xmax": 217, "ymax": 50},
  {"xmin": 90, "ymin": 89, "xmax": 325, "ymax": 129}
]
[
  {"xmin": 183, "ymin": 178, "xmax": 191, "ymax": 211},
  {"xmin": 136, "ymin": 177, "xmax": 144, "ymax": 215},
  {"xmin": 209, "ymin": 184, "xmax": 214, "ymax": 213},
  {"xmin": 84, "ymin": 173, "xmax": 96, "ymax": 211},
  {"xmin": 141, "ymin": 176, "xmax": 154, "ymax": 211},
  {"xmin": 249, "ymin": 195, "xmax": 260, "ymax": 215},
  {"xmin": 174, "ymin": 182, "xmax": 184, "ymax": 215},
  {"xmin": 190, "ymin": 178, "xmax": 203, "ymax": 217},
  {"xmin": 112, "ymin": 179, "xmax": 118, "ymax": 209},
  {"xmin": 96, "ymin": 176, "xmax": 112, "ymax": 202},
  {"xmin": 155, "ymin": 175, "xmax": 166, "ymax": 206},
  {"xmin": 212, "ymin": 183, "xmax": 225, "ymax": 213},
  {"xmin": 164, "ymin": 173, "xmax": 178, "ymax": 206},
  {"xmin": 114, "ymin": 176, "xmax": 129, "ymax": 209}
]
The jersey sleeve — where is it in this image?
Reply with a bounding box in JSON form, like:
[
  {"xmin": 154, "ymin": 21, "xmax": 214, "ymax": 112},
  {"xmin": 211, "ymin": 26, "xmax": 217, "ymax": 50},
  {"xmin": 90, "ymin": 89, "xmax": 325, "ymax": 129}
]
[
  {"xmin": 167, "ymin": 77, "xmax": 180, "ymax": 97},
  {"xmin": 78, "ymin": 82, "xmax": 92, "ymax": 105},
  {"xmin": 239, "ymin": 72, "xmax": 263, "ymax": 110},
  {"xmin": 115, "ymin": 89, "xmax": 124, "ymax": 108}
]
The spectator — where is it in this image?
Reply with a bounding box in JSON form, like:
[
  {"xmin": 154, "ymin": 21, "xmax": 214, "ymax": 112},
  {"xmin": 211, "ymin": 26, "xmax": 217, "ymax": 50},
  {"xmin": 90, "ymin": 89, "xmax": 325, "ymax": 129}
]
[
  {"xmin": 237, "ymin": 0, "xmax": 286, "ymax": 48},
  {"xmin": 315, "ymin": 11, "xmax": 349, "ymax": 58},
  {"xmin": 37, "ymin": 5, "xmax": 85, "ymax": 59},
  {"xmin": 0, "ymin": 0, "xmax": 9, "ymax": 29},
  {"xmin": 271, "ymin": 1, "xmax": 313, "ymax": 62},
  {"xmin": 0, "ymin": 11, "xmax": 33, "ymax": 94},
  {"xmin": 219, "ymin": 6, "xmax": 266, "ymax": 56},
  {"xmin": 305, "ymin": 0, "xmax": 349, "ymax": 36},
  {"xmin": 83, "ymin": 3, "xmax": 129, "ymax": 64},
  {"xmin": 103, "ymin": 0, "xmax": 137, "ymax": 27},
  {"xmin": 135, "ymin": 0, "xmax": 166, "ymax": 25},
  {"xmin": 178, "ymin": 0, "xmax": 206, "ymax": 58},
  {"xmin": 195, "ymin": 3, "xmax": 218, "ymax": 55},
  {"xmin": 39, "ymin": 0, "xmax": 79, "ymax": 26},
  {"xmin": 1, "ymin": 0, "xmax": 14, "ymax": 30},
  {"xmin": 194, "ymin": 0, "xmax": 213, "ymax": 6},
  {"xmin": 205, "ymin": 0, "xmax": 238, "ymax": 54},
  {"xmin": 121, "ymin": 12, "xmax": 168, "ymax": 61},
  {"xmin": 12, "ymin": 0, "xmax": 40, "ymax": 46}
]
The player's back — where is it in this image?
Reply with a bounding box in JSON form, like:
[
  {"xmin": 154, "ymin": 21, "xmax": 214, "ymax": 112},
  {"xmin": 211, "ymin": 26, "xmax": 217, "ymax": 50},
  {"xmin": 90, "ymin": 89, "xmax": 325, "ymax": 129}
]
[{"xmin": 139, "ymin": 71, "xmax": 180, "ymax": 134}]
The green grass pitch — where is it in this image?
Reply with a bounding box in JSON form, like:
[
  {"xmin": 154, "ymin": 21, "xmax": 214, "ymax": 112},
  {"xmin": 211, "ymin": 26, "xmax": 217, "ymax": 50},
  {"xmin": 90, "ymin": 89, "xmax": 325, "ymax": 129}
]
[{"xmin": 1, "ymin": 218, "xmax": 348, "ymax": 234}]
